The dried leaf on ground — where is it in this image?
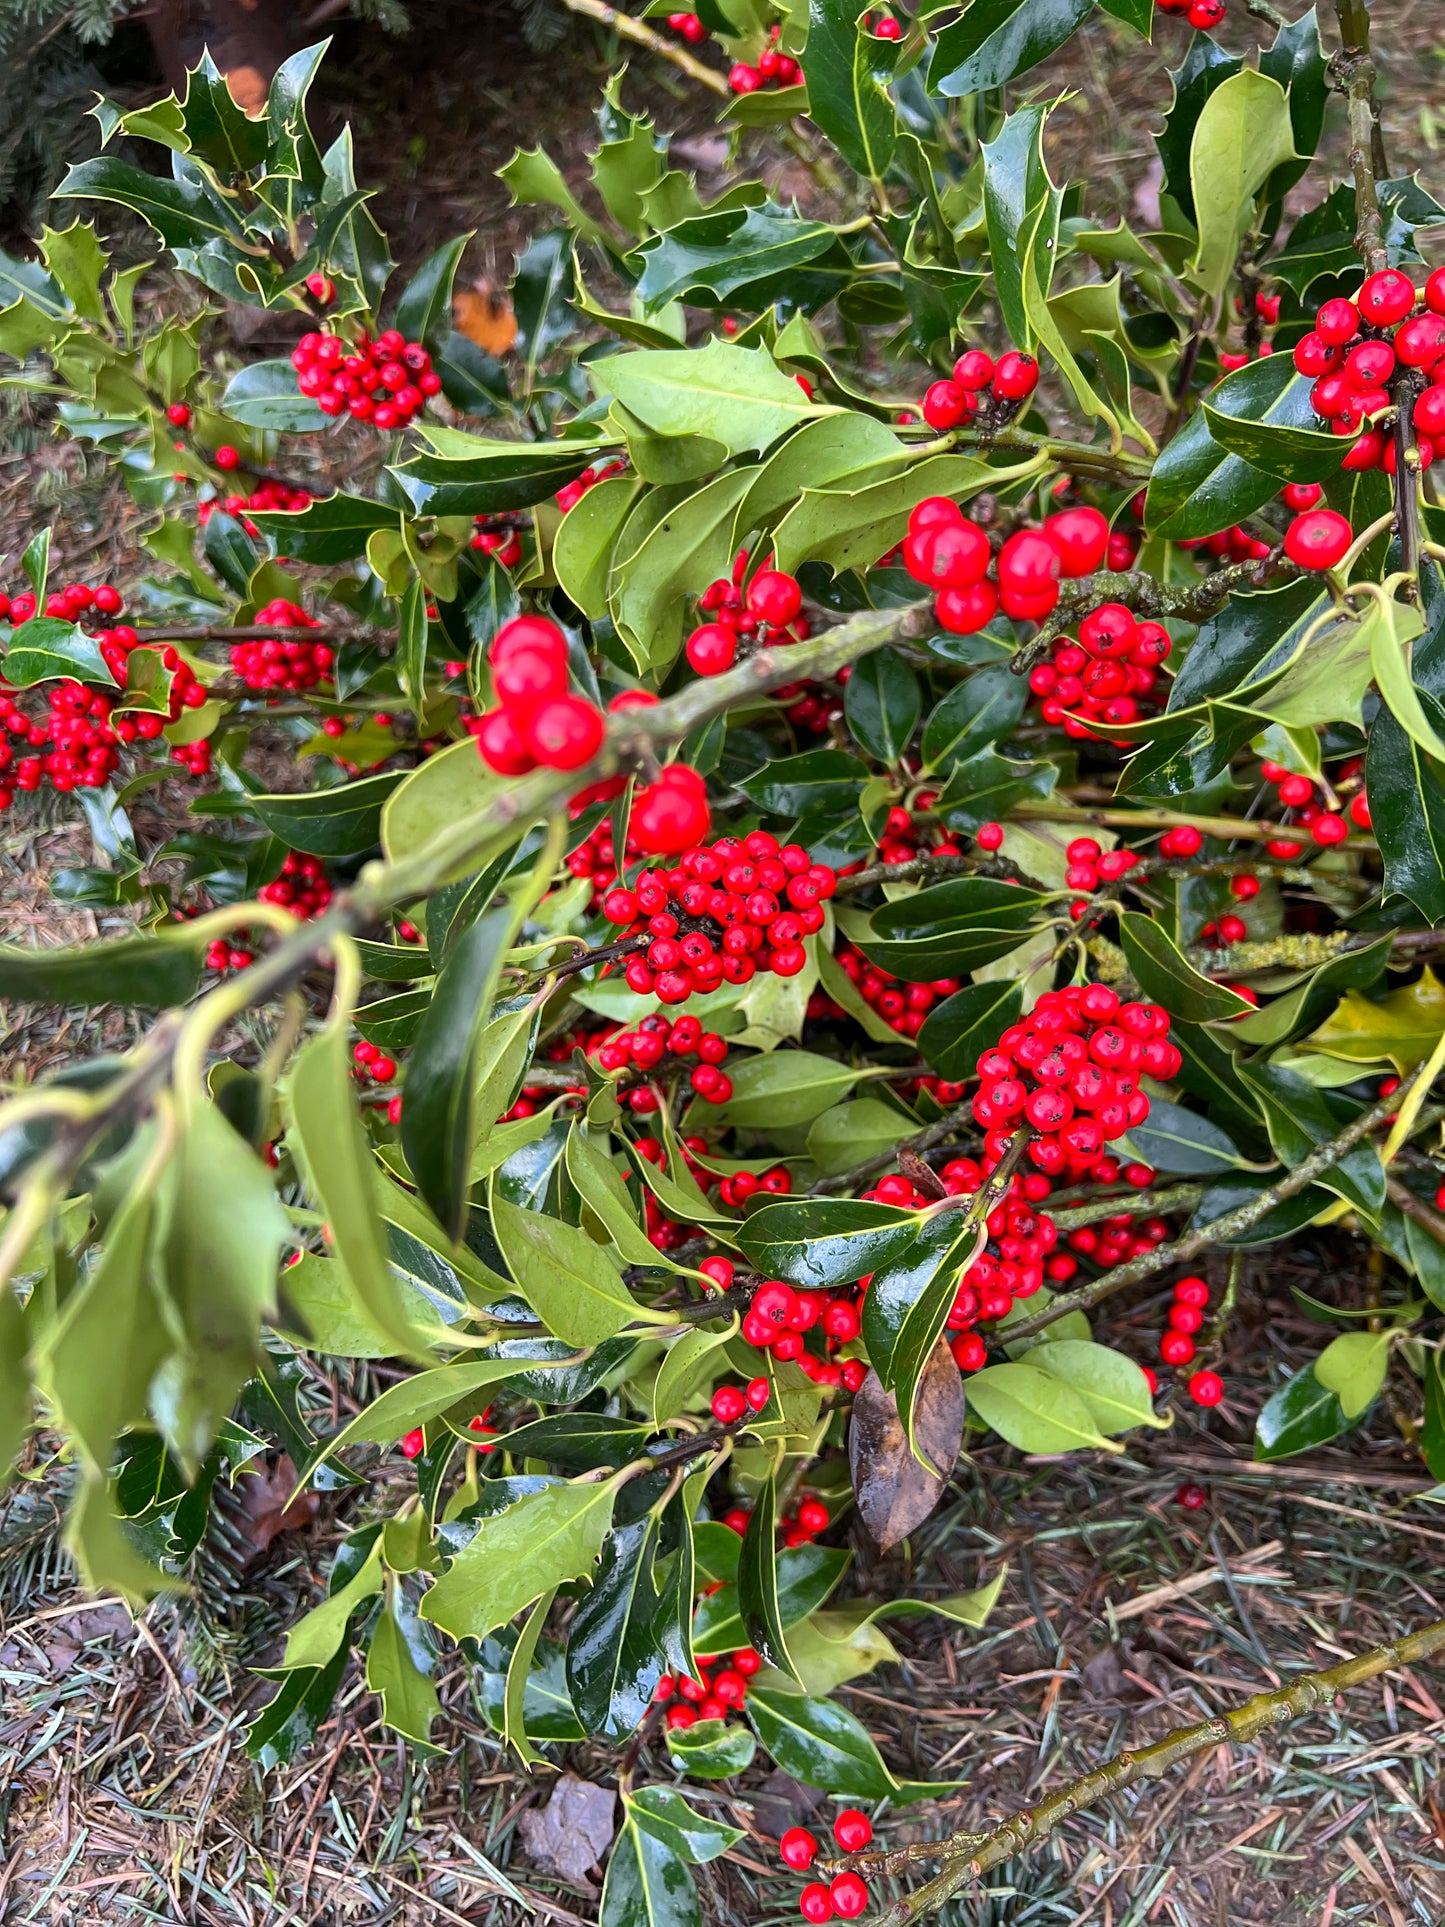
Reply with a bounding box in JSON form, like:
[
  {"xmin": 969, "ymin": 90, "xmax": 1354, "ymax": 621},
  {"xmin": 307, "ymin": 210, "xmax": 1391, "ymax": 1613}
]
[{"xmin": 517, "ymin": 1772, "xmax": 616, "ymax": 1888}]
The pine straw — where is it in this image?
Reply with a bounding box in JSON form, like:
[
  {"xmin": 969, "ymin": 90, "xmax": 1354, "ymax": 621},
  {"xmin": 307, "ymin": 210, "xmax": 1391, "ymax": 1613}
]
[{"xmin": 1, "ymin": 1238, "xmax": 1443, "ymax": 1926}]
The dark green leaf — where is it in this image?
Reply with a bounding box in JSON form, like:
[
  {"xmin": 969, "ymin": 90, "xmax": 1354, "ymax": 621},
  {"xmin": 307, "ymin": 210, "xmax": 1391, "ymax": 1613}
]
[
  {"xmin": 203, "ymin": 509, "xmax": 257, "ymax": 595},
  {"xmin": 250, "ymin": 494, "xmax": 397, "ymax": 564},
  {"xmin": 692, "ymin": 1543, "xmax": 850, "ymax": 1654},
  {"xmin": 736, "ymin": 749, "xmax": 868, "ymax": 816},
  {"xmin": 500, "ymin": 1414, "xmax": 652, "ymax": 1469},
  {"xmin": 220, "ymin": 359, "xmax": 328, "ymax": 432},
  {"xmin": 804, "ymin": 0, "xmax": 899, "ymax": 177},
  {"xmin": 567, "ymin": 1515, "xmax": 668, "ymax": 1738},
  {"xmin": 394, "ymin": 234, "xmax": 471, "ymax": 348},
  {"xmin": 402, "ymin": 905, "xmax": 513, "ymax": 1241},
  {"xmin": 1254, "ymin": 1363, "xmax": 1350, "ymax": 1458},
  {"xmin": 600, "ymin": 1820, "xmax": 700, "ymax": 1927},
  {"xmin": 249, "ymin": 770, "xmax": 399, "ymax": 857},
  {"xmin": 246, "ymin": 1642, "xmax": 349, "ymax": 1766},
  {"xmin": 1123, "ymin": 1097, "xmax": 1243, "ymax": 1175},
  {"xmin": 389, "ymin": 431, "xmax": 597, "ymax": 517},
  {"xmin": 627, "ymin": 1788, "xmax": 742, "ymax": 1865},
  {"xmin": 1155, "ymin": 33, "xmax": 1242, "ymax": 224},
  {"xmin": 921, "ymin": 664, "xmax": 1029, "ymax": 771},
  {"xmin": 631, "ymin": 205, "xmax": 842, "ymax": 312},
  {"xmin": 917, "ymin": 981, "xmax": 1022, "ymax": 1079},
  {"xmin": 845, "ymin": 648, "xmax": 920, "ymax": 764},
  {"xmin": 737, "ymin": 1476, "xmax": 800, "ymax": 1683},
  {"xmin": 738, "ymin": 1198, "xmax": 923, "ymax": 1289},
  {"xmin": 3, "ymin": 616, "xmax": 116, "ymax": 688},
  {"xmin": 931, "ymin": 0, "xmax": 1093, "ymax": 96},
  {"xmin": 861, "ymin": 876, "xmax": 1050, "ymax": 981},
  {"xmin": 746, "ymin": 1687, "xmax": 896, "ymax": 1799},
  {"xmin": 0, "ymin": 932, "xmax": 201, "ymax": 1007},
  {"xmin": 1166, "ymin": 577, "xmax": 1325, "ymax": 710},
  {"xmin": 1118, "ymin": 910, "xmax": 1252, "ymax": 1022},
  {"xmin": 1200, "ymin": 354, "xmax": 1347, "ymax": 484},
  {"xmin": 1145, "ymin": 355, "xmax": 1329, "ymax": 537},
  {"xmin": 665, "ymin": 1718, "xmax": 757, "ymax": 1777}
]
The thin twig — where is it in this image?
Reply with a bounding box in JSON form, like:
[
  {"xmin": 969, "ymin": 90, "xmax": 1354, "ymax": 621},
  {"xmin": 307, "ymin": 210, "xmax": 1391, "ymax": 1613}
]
[{"xmin": 555, "ymin": 0, "xmax": 731, "ymax": 93}]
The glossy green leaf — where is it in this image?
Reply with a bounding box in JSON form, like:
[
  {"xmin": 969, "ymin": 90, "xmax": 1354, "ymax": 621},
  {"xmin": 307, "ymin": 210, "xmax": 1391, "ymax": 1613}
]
[
  {"xmin": 422, "ymin": 1479, "xmax": 618, "ymax": 1641},
  {"xmin": 600, "ymin": 1819, "xmax": 700, "ymax": 1927},
  {"xmin": 1118, "ymin": 911, "xmax": 1252, "ymax": 1023},
  {"xmin": 593, "ymin": 340, "xmax": 816, "ymax": 456},
  {"xmin": 931, "ymin": 0, "xmax": 1093, "ymax": 96},
  {"xmin": 491, "ymin": 1190, "xmax": 641, "ymax": 1346},
  {"xmin": 0, "ymin": 931, "xmax": 201, "ymax": 1008},
  {"xmin": 567, "ymin": 1514, "xmax": 669, "ymax": 1738},
  {"xmin": 738, "ymin": 1475, "xmax": 801, "ymax": 1683},
  {"xmin": 394, "ymin": 233, "xmax": 471, "ymax": 347},
  {"xmin": 289, "ymin": 1019, "xmax": 433, "ymax": 1362},
  {"xmin": 739, "ymin": 1197, "xmax": 922, "ymax": 1288},
  {"xmin": 845, "ymin": 648, "xmax": 921, "ymax": 764},
  {"xmin": 366, "ymin": 1601, "xmax": 441, "ymax": 1746},
  {"xmin": 1201, "ymin": 357, "xmax": 1348, "ymax": 485},
  {"xmin": 220, "ymin": 358, "xmax": 328, "ymax": 432},
  {"xmin": 804, "ymin": 0, "xmax": 898, "ymax": 178},
  {"xmin": 402, "ymin": 905, "xmax": 514, "ymax": 1242},
  {"xmin": 921, "ymin": 664, "xmax": 1030, "ymax": 771},
  {"xmin": 626, "ymin": 1788, "xmax": 742, "ymax": 1865},
  {"xmin": 1122, "ymin": 1097, "xmax": 1244, "ymax": 1175},
  {"xmin": 3, "ymin": 615, "xmax": 116, "ymax": 688},
  {"xmin": 714, "ymin": 1049, "xmax": 866, "ymax": 1129},
  {"xmin": 736, "ymin": 749, "xmax": 869, "ymax": 818},
  {"xmin": 746, "ymin": 1686, "xmax": 896, "ymax": 1799},
  {"xmin": 917, "ymin": 981, "xmax": 1022, "ymax": 1080},
  {"xmin": 249, "ymin": 769, "xmax": 399, "ymax": 857},
  {"xmin": 1255, "ymin": 1362, "xmax": 1350, "ymax": 1458},
  {"xmin": 665, "ymin": 1717, "xmax": 756, "ymax": 1777}
]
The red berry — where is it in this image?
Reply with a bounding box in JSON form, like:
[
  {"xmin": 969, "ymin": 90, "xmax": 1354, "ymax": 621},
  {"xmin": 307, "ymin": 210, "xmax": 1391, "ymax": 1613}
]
[
  {"xmin": 711, "ymin": 1384, "xmax": 748, "ymax": 1424},
  {"xmin": 993, "ymin": 350, "xmax": 1039, "ymax": 399},
  {"xmin": 996, "ymin": 529, "xmax": 1061, "ymax": 598},
  {"xmin": 1175, "ymin": 1481, "xmax": 1207, "ymax": 1510},
  {"xmin": 953, "ymin": 348, "xmax": 994, "ymax": 389},
  {"xmin": 686, "ymin": 622, "xmax": 737, "ymax": 676},
  {"xmin": 399, "ymin": 1427, "xmax": 425, "ymax": 1458},
  {"xmin": 1280, "ymin": 482, "xmax": 1321, "ymax": 512},
  {"xmin": 1316, "ymin": 298, "xmax": 1360, "ymax": 346},
  {"xmin": 1284, "ymin": 509, "xmax": 1351, "ymax": 570},
  {"xmin": 1044, "ymin": 506, "xmax": 1108, "ymax": 577},
  {"xmin": 975, "ymin": 821, "xmax": 1004, "ymax": 850},
  {"xmin": 166, "ymin": 401, "xmax": 191, "ymax": 427},
  {"xmin": 1160, "ymin": 1330, "xmax": 1196, "ymax": 1368},
  {"xmin": 834, "ymin": 1811, "xmax": 873, "ymax": 1852},
  {"xmin": 1357, "ymin": 268, "xmax": 1415, "ymax": 327},
  {"xmin": 1173, "ymin": 1275, "xmax": 1209, "ymax": 1307},
  {"xmin": 524, "ymin": 695, "xmax": 605, "ymax": 769},
  {"xmin": 747, "ymin": 569, "xmax": 803, "ymax": 628},
  {"xmin": 921, "ymin": 379, "xmax": 974, "ymax": 430},
  {"xmin": 781, "ymin": 1828, "xmax": 819, "ymax": 1871},
  {"xmin": 214, "ymin": 445, "xmax": 240, "ymax": 470},
  {"xmin": 799, "ymin": 1883, "xmax": 834, "ymax": 1924},
  {"xmin": 829, "ymin": 1874, "xmax": 869, "ymax": 1920},
  {"xmin": 1188, "ymin": 1369, "xmax": 1224, "ymax": 1407}
]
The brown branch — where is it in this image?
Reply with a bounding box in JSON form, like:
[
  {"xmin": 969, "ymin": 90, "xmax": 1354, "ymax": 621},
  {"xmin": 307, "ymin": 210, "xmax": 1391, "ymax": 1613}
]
[
  {"xmin": 831, "ymin": 1615, "xmax": 1445, "ymax": 1923},
  {"xmin": 810, "ymin": 1098, "xmax": 979, "ymax": 1197},
  {"xmin": 1331, "ymin": 0, "xmax": 1389, "ymax": 273},
  {"xmin": 1001, "ymin": 1068, "xmax": 1431, "ymax": 1345},
  {"xmin": 1385, "ymin": 1176, "xmax": 1445, "ymax": 1250},
  {"xmin": 1011, "ymin": 555, "xmax": 1293, "ymax": 676},
  {"xmin": 554, "ymin": 0, "xmax": 731, "ymax": 93}
]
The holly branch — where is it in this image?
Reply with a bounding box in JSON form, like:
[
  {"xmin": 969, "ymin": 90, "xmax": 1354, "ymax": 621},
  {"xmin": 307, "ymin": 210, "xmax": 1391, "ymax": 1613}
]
[{"xmin": 828, "ymin": 1613, "xmax": 1445, "ymax": 1923}]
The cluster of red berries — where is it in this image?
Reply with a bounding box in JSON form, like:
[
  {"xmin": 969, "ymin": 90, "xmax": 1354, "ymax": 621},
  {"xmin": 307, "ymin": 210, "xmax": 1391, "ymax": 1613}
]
[
  {"xmin": 399, "ymin": 1410, "xmax": 498, "ymax": 1459},
  {"xmin": 664, "ymin": 9, "xmax": 706, "ymax": 38},
  {"xmin": 709, "ymin": 1163, "xmax": 793, "ymax": 1209},
  {"xmin": 473, "ymin": 615, "xmax": 607, "ymax": 775},
  {"xmin": 1155, "ymin": 1274, "xmax": 1225, "ymax": 1406},
  {"xmin": 774, "ymin": 680, "xmax": 842, "ymax": 734},
  {"xmin": 686, "ymin": 559, "xmax": 809, "ymax": 677},
  {"xmin": 260, "ymin": 849, "xmax": 333, "ymax": 918},
  {"xmin": 471, "ymin": 518, "xmax": 523, "ymax": 566},
  {"xmin": 1, "ymin": 580, "xmax": 124, "ymax": 626},
  {"xmin": 902, "ymin": 497, "xmax": 1127, "ymax": 637},
  {"xmin": 971, "ymin": 985, "xmax": 1176, "ymax": 1177},
  {"xmin": 1257, "ymin": 758, "xmax": 1365, "ymax": 853},
  {"xmin": 290, "ymin": 328, "xmax": 442, "ymax": 428},
  {"xmin": 728, "ymin": 24, "xmax": 802, "ymax": 91},
  {"xmin": 555, "ymin": 456, "xmax": 628, "ymax": 515},
  {"xmin": 96, "ymin": 625, "xmax": 208, "ymax": 716},
  {"xmin": 196, "ymin": 477, "xmax": 312, "ymax": 536},
  {"xmin": 1295, "ymin": 268, "xmax": 1445, "ymax": 464},
  {"xmin": 1051, "ymin": 832, "xmax": 1141, "ymax": 919},
  {"xmin": 599, "ymin": 831, "xmax": 836, "ymax": 1003},
  {"xmin": 1155, "ymin": 0, "xmax": 1225, "ymax": 26},
  {"xmin": 230, "ymin": 600, "xmax": 334, "ymax": 694},
  {"xmin": 781, "ymin": 1812, "xmax": 873, "ymax": 1922},
  {"xmin": 868, "ymin": 797, "xmax": 960, "ymax": 870},
  {"xmin": 831, "ymin": 941, "xmax": 963, "ymax": 1042},
  {"xmin": 1027, "ymin": 603, "xmax": 1173, "ymax": 740},
  {"xmin": 656, "ymin": 1645, "xmax": 761, "ymax": 1728},
  {"xmin": 1178, "ymin": 518, "xmax": 1273, "ymax": 565},
  {"xmin": 1060, "ymin": 1202, "xmax": 1171, "ymax": 1278},
  {"xmin": 698, "ymin": 1257, "xmax": 870, "ymax": 1390},
  {"xmin": 918, "ymin": 345, "xmax": 1040, "ymax": 436},
  {"xmin": 204, "ymin": 933, "xmax": 257, "ymax": 974},
  {"xmin": 1216, "ymin": 289, "xmax": 1283, "ymax": 371},
  {"xmin": 591, "ymin": 1010, "xmax": 736, "ymax": 1106}
]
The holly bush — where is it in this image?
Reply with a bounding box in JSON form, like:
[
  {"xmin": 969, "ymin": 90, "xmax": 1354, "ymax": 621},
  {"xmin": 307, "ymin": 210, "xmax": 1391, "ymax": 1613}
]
[{"xmin": 3, "ymin": 5, "xmax": 1445, "ymax": 1920}]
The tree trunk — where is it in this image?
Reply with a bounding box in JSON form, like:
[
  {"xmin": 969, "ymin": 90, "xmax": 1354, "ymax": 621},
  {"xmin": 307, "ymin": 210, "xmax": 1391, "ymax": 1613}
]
[{"xmin": 146, "ymin": 0, "xmax": 297, "ymax": 113}]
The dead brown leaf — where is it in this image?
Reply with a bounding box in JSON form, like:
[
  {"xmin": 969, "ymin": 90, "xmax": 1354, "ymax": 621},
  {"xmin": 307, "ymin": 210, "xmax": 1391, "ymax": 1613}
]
[
  {"xmin": 848, "ymin": 1348, "xmax": 964, "ymax": 1553},
  {"xmin": 232, "ymin": 1455, "xmax": 320, "ymax": 1565},
  {"xmin": 453, "ymin": 281, "xmax": 517, "ymax": 356},
  {"xmin": 517, "ymin": 1773, "xmax": 616, "ymax": 1889}
]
